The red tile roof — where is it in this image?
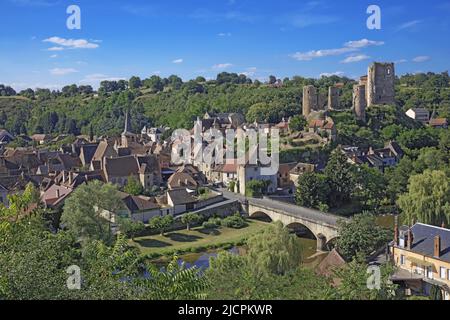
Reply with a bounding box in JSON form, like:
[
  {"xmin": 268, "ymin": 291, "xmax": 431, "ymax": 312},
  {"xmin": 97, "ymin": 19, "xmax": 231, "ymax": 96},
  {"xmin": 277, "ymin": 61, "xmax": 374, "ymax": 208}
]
[{"xmin": 429, "ymin": 118, "xmax": 448, "ymax": 127}]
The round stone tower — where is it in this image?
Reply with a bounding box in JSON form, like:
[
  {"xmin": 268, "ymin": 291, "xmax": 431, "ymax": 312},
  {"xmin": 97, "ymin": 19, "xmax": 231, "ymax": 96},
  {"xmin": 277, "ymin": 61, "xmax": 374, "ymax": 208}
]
[
  {"xmin": 353, "ymin": 84, "xmax": 367, "ymax": 122},
  {"xmin": 302, "ymin": 85, "xmax": 317, "ymax": 117}
]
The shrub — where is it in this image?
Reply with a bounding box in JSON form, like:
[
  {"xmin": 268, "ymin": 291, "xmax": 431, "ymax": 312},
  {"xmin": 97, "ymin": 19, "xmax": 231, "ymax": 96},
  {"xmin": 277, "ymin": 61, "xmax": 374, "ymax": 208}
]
[
  {"xmin": 202, "ymin": 217, "xmax": 222, "ymax": 229},
  {"xmin": 221, "ymin": 213, "xmax": 247, "ymax": 229}
]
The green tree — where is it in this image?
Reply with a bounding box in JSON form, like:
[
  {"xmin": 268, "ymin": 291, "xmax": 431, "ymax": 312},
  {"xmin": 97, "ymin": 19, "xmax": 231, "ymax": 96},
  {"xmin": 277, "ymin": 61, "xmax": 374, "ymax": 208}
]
[
  {"xmin": 149, "ymin": 215, "xmax": 174, "ymax": 236},
  {"xmin": 353, "ymin": 165, "xmax": 387, "ymax": 211},
  {"xmin": 385, "ymin": 157, "xmax": 415, "ymax": 203},
  {"xmin": 336, "ymin": 213, "xmax": 392, "ymax": 261},
  {"xmin": 334, "ymin": 257, "xmax": 398, "ymax": 300},
  {"xmin": 381, "ymin": 124, "xmax": 404, "ymax": 141},
  {"xmin": 289, "ymin": 115, "xmax": 307, "ymax": 132},
  {"xmin": 117, "ymin": 217, "xmax": 145, "ymax": 240},
  {"xmin": 124, "ymin": 175, "xmax": 144, "ymax": 195},
  {"xmin": 181, "ymin": 213, "xmax": 201, "ymax": 231},
  {"xmin": 247, "ymin": 221, "xmax": 302, "ymax": 275},
  {"xmin": 325, "ymin": 150, "xmax": 356, "ymax": 207},
  {"xmin": 245, "ymin": 180, "xmax": 270, "ymax": 197},
  {"xmin": 61, "ymin": 181, "xmax": 123, "ymax": 245},
  {"xmin": 397, "ymin": 170, "xmax": 450, "ymax": 226},
  {"xmin": 205, "ymin": 222, "xmax": 333, "ymax": 299},
  {"xmin": 295, "ymin": 172, "xmax": 330, "ymax": 209},
  {"xmin": 128, "ymin": 76, "xmax": 142, "ymax": 89},
  {"xmin": 141, "ymin": 256, "xmax": 209, "ymax": 300}
]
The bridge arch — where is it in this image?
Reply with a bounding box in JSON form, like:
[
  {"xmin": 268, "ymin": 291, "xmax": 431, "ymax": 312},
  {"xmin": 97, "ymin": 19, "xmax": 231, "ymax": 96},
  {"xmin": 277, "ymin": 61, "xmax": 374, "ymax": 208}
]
[
  {"xmin": 249, "ymin": 211, "xmax": 273, "ymax": 223},
  {"xmin": 247, "ymin": 203, "xmax": 340, "ymax": 252}
]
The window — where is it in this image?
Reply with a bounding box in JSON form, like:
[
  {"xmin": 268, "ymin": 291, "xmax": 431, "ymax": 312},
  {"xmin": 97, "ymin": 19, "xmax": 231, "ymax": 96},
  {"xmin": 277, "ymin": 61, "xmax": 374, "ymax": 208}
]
[
  {"xmin": 400, "ymin": 255, "xmax": 405, "ymax": 265},
  {"xmin": 427, "ymin": 266, "xmax": 434, "ymax": 279},
  {"xmin": 448, "ymin": 269, "xmax": 450, "ymax": 281},
  {"xmin": 441, "ymin": 267, "xmax": 447, "ymax": 279}
]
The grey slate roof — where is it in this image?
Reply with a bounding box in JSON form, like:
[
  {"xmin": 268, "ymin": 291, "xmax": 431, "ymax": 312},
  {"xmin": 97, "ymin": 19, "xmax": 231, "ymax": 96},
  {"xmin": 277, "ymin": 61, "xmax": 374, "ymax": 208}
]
[
  {"xmin": 167, "ymin": 189, "xmax": 197, "ymax": 205},
  {"xmin": 409, "ymin": 223, "xmax": 450, "ymax": 263}
]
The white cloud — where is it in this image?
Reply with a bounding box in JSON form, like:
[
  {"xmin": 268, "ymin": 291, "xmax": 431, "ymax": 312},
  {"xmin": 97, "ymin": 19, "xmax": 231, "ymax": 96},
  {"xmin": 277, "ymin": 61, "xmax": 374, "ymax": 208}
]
[
  {"xmin": 291, "ymin": 47, "xmax": 356, "ymax": 61},
  {"xmin": 412, "ymin": 56, "xmax": 431, "ymax": 63},
  {"xmin": 79, "ymin": 74, "xmax": 123, "ymax": 82},
  {"xmin": 218, "ymin": 32, "xmax": 232, "ymax": 37},
  {"xmin": 344, "ymin": 39, "xmax": 384, "ymax": 48},
  {"xmin": 50, "ymin": 54, "xmax": 58, "ymax": 58},
  {"xmin": 47, "ymin": 46, "xmax": 64, "ymax": 51},
  {"xmin": 397, "ymin": 20, "xmax": 422, "ymax": 31},
  {"xmin": 50, "ymin": 68, "xmax": 78, "ymax": 76},
  {"xmin": 320, "ymin": 71, "xmax": 345, "ymax": 77},
  {"xmin": 290, "ymin": 38, "xmax": 383, "ymax": 61},
  {"xmin": 395, "ymin": 59, "xmax": 408, "ymax": 64},
  {"xmin": 341, "ymin": 54, "xmax": 370, "ymax": 64},
  {"xmin": 240, "ymin": 67, "xmax": 258, "ymax": 77},
  {"xmin": 172, "ymin": 59, "xmax": 183, "ymax": 64},
  {"xmin": 43, "ymin": 37, "xmax": 100, "ymax": 50},
  {"xmin": 212, "ymin": 63, "xmax": 233, "ymax": 69}
]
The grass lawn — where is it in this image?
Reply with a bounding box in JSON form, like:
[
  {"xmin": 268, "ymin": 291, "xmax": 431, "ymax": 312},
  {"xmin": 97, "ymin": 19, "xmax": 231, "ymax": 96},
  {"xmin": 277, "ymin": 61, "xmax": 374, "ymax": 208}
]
[{"xmin": 131, "ymin": 219, "xmax": 270, "ymax": 255}]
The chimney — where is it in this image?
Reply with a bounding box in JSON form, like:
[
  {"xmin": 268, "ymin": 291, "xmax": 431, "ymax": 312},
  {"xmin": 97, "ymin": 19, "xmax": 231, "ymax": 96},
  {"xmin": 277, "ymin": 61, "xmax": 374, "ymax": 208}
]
[
  {"xmin": 434, "ymin": 235, "xmax": 441, "ymax": 258},
  {"xmin": 394, "ymin": 216, "xmax": 399, "ymax": 246},
  {"xmin": 407, "ymin": 228, "xmax": 414, "ymax": 250}
]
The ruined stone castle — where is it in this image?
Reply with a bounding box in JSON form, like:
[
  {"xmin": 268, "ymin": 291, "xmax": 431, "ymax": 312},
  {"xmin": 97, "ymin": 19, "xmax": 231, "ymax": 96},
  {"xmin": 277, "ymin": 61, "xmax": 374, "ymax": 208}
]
[
  {"xmin": 302, "ymin": 85, "xmax": 340, "ymax": 117},
  {"xmin": 352, "ymin": 62, "xmax": 395, "ymax": 122}
]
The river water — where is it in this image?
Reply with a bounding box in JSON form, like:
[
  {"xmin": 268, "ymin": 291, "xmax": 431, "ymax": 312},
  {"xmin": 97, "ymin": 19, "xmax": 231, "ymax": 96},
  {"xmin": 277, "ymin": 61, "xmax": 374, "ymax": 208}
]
[
  {"xmin": 153, "ymin": 215, "xmax": 397, "ymax": 270},
  {"xmin": 153, "ymin": 236, "xmax": 325, "ymax": 270}
]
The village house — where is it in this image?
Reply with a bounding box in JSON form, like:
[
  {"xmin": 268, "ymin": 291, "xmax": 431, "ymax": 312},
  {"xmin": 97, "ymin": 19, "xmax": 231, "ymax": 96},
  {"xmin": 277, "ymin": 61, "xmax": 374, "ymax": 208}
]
[
  {"xmin": 236, "ymin": 162, "xmax": 278, "ymax": 196},
  {"xmin": 166, "ymin": 188, "xmax": 197, "ymax": 215},
  {"xmin": 289, "ymin": 162, "xmax": 316, "ymax": 187},
  {"xmin": 343, "ymin": 141, "xmax": 403, "ymax": 172},
  {"xmin": 429, "ymin": 118, "xmax": 448, "ymax": 129},
  {"xmin": 277, "ymin": 162, "xmax": 297, "ymax": 194},
  {"xmin": 90, "ymin": 140, "xmax": 118, "ymax": 170},
  {"xmin": 116, "ymin": 191, "xmax": 162, "ymax": 223},
  {"xmin": 274, "ymin": 117, "xmax": 291, "ymax": 135},
  {"xmin": 308, "ymin": 118, "xmax": 337, "ymax": 141},
  {"xmin": 41, "ymin": 184, "xmax": 73, "ymax": 209},
  {"xmin": 167, "ymin": 164, "xmax": 206, "ymax": 190},
  {"xmin": 211, "ymin": 159, "xmax": 237, "ymax": 187},
  {"xmin": 0, "ymin": 129, "xmax": 14, "ymax": 147},
  {"xmin": 78, "ymin": 144, "xmax": 99, "ymax": 167},
  {"xmin": 141, "ymin": 126, "xmax": 168, "ymax": 143},
  {"xmin": 0, "ymin": 174, "xmax": 42, "ymax": 207},
  {"xmin": 405, "ymin": 108, "xmax": 430, "ymax": 124},
  {"xmin": 390, "ymin": 222, "xmax": 450, "ymax": 300},
  {"xmin": 31, "ymin": 134, "xmax": 51, "ymax": 145},
  {"xmin": 103, "ymin": 154, "xmax": 161, "ymax": 189}
]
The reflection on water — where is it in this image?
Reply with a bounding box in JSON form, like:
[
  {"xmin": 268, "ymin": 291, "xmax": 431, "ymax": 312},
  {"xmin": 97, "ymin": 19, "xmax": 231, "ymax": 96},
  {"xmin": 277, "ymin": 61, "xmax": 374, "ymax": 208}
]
[{"xmin": 375, "ymin": 214, "xmax": 402, "ymax": 229}]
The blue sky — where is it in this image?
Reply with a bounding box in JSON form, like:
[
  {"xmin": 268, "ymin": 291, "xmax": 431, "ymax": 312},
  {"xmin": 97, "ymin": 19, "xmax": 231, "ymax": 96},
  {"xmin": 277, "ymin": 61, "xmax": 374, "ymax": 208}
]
[{"xmin": 0, "ymin": 0, "xmax": 449, "ymax": 90}]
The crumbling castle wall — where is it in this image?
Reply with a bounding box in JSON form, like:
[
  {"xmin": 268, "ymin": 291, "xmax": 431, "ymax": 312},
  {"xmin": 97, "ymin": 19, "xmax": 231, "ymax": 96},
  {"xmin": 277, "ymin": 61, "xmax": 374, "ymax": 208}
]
[{"xmin": 367, "ymin": 62, "xmax": 395, "ymax": 106}]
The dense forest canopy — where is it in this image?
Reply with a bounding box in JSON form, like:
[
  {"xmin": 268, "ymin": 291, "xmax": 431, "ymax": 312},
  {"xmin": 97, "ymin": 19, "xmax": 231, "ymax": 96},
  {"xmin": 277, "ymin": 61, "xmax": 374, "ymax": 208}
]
[{"xmin": 0, "ymin": 71, "xmax": 448, "ymax": 138}]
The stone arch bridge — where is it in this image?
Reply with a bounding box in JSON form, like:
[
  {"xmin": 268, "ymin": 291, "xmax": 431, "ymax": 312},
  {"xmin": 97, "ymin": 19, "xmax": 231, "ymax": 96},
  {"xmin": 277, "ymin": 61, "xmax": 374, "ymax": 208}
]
[{"xmin": 210, "ymin": 189, "xmax": 348, "ymax": 251}]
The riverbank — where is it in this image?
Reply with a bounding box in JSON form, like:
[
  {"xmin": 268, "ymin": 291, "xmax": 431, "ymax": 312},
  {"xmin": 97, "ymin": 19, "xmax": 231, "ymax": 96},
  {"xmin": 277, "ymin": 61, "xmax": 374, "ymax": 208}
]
[{"xmin": 131, "ymin": 219, "xmax": 270, "ymax": 258}]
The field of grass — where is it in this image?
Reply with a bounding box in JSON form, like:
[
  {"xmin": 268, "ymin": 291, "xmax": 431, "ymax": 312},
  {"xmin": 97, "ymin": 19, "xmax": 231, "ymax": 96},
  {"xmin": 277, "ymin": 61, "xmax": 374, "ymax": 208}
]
[{"xmin": 131, "ymin": 219, "xmax": 270, "ymax": 256}]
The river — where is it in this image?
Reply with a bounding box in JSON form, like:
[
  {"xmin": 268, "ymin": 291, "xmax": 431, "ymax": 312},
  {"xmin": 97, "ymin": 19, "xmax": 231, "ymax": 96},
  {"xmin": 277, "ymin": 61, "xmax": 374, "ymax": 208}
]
[
  {"xmin": 152, "ymin": 236, "xmax": 325, "ymax": 270},
  {"xmin": 153, "ymin": 215, "xmax": 397, "ymax": 270}
]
